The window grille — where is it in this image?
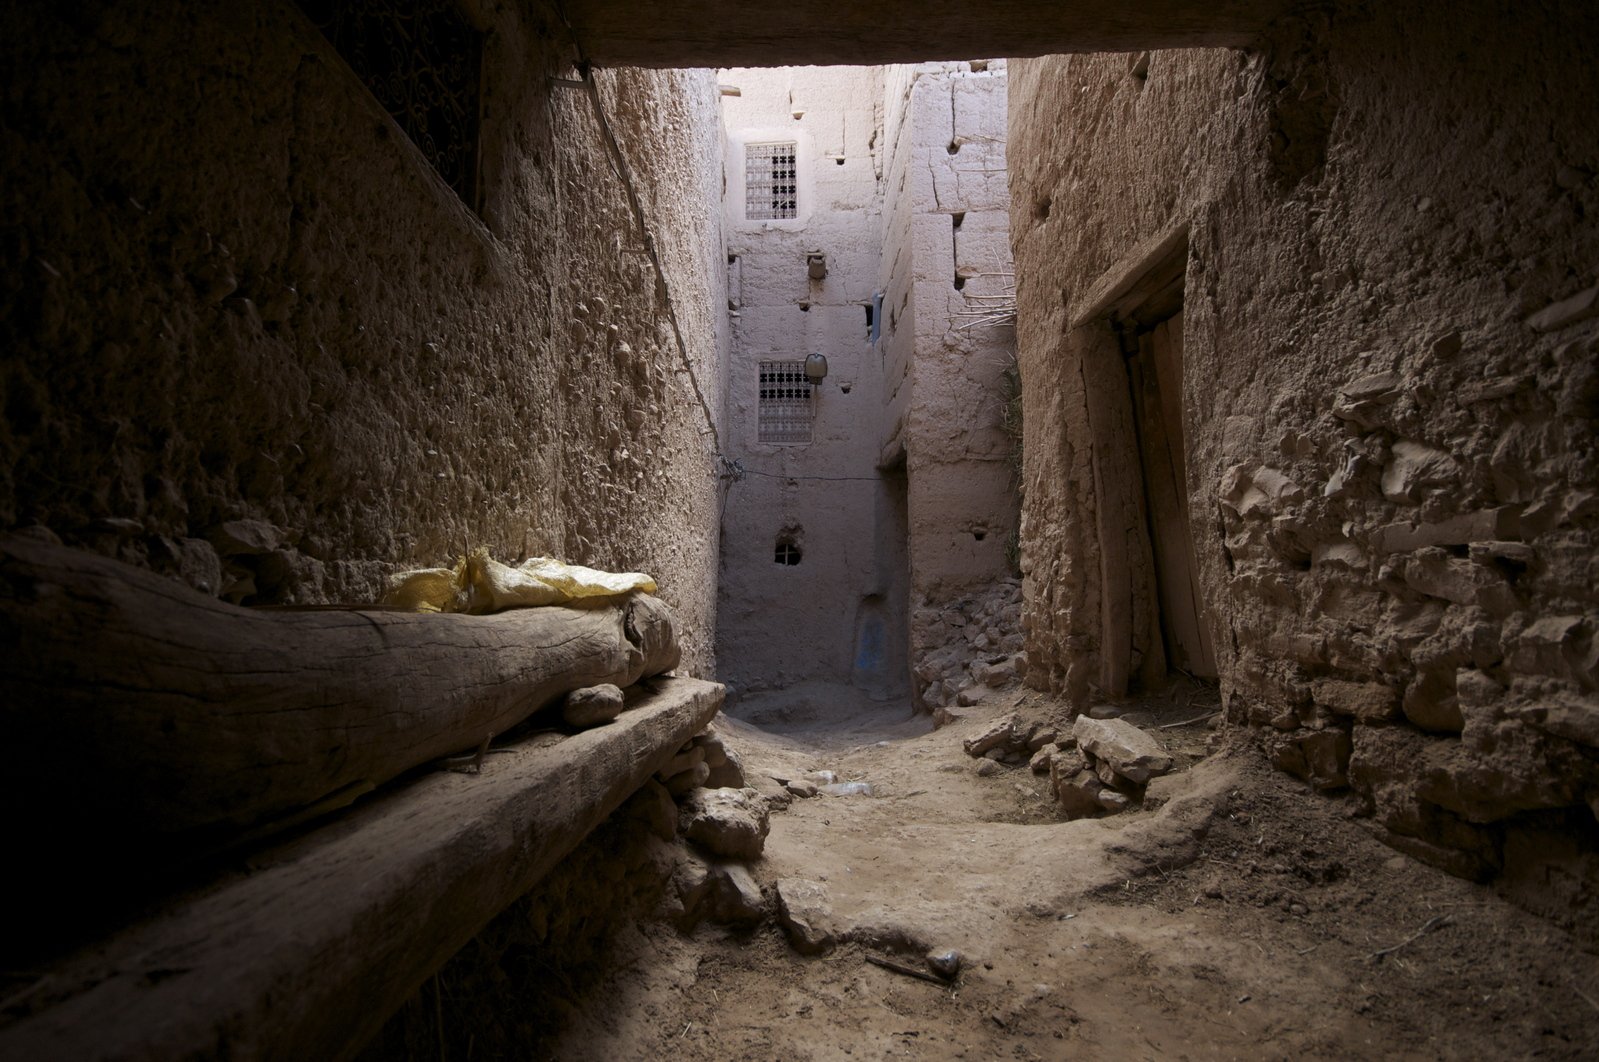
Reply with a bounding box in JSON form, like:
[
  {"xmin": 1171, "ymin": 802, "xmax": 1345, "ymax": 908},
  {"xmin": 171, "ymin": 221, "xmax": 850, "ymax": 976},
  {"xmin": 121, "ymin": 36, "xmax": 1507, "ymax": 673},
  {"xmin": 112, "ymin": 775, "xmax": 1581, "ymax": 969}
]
[
  {"xmin": 745, "ymin": 142, "xmax": 798, "ymax": 220},
  {"xmin": 758, "ymin": 361, "xmax": 813, "ymax": 443},
  {"xmin": 297, "ymin": 0, "xmax": 483, "ymax": 209}
]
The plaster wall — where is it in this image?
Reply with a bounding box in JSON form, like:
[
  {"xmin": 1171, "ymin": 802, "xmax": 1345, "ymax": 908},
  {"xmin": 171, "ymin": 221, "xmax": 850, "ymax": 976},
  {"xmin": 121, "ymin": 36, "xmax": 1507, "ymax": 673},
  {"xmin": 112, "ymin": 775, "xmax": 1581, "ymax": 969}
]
[
  {"xmin": 0, "ymin": 0, "xmax": 728, "ymax": 673},
  {"xmin": 878, "ymin": 63, "xmax": 1021, "ymax": 708},
  {"xmin": 715, "ymin": 66, "xmax": 907, "ymax": 697},
  {"xmin": 1010, "ymin": 2, "xmax": 1599, "ymax": 898}
]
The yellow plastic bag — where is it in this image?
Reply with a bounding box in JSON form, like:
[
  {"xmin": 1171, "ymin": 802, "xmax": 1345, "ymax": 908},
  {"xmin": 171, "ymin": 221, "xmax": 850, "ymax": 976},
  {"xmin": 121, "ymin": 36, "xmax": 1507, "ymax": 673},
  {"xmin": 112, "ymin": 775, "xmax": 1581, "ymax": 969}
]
[{"xmin": 385, "ymin": 548, "xmax": 657, "ymax": 614}]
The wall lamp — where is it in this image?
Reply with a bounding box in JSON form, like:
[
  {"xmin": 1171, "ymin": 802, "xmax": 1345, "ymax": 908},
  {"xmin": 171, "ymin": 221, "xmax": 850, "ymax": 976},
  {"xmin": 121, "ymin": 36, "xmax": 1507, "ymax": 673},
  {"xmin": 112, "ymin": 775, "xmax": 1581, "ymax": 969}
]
[{"xmin": 805, "ymin": 352, "xmax": 829, "ymax": 385}]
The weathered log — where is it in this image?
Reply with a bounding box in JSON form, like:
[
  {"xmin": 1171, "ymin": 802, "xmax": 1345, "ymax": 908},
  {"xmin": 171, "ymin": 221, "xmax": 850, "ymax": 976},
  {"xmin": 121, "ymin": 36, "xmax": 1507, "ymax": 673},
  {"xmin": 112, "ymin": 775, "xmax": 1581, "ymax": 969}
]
[
  {"xmin": 0, "ymin": 676, "xmax": 725, "ymax": 1062},
  {"xmin": 0, "ymin": 534, "xmax": 680, "ymax": 843}
]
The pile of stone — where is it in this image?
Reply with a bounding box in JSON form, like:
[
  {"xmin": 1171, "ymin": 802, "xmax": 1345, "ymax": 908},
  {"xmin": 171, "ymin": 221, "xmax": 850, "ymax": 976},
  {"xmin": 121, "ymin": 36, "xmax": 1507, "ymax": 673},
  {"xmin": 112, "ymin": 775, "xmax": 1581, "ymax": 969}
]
[
  {"xmin": 651, "ymin": 725, "xmax": 773, "ymax": 928},
  {"xmin": 653, "ymin": 724, "xmax": 747, "ymax": 795},
  {"xmin": 913, "ymin": 580, "xmax": 1025, "ymax": 711},
  {"xmin": 1036, "ymin": 716, "xmax": 1175, "ymax": 818},
  {"xmin": 961, "ymin": 714, "xmax": 1059, "ymax": 777}
]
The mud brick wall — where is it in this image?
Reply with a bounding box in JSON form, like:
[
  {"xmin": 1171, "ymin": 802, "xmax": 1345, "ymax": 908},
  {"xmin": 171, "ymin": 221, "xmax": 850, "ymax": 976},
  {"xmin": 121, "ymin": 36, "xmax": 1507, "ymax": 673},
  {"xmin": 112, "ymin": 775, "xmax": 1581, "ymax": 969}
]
[
  {"xmin": 1010, "ymin": 1, "xmax": 1598, "ymax": 900},
  {"xmin": 0, "ymin": 0, "xmax": 727, "ymax": 672}
]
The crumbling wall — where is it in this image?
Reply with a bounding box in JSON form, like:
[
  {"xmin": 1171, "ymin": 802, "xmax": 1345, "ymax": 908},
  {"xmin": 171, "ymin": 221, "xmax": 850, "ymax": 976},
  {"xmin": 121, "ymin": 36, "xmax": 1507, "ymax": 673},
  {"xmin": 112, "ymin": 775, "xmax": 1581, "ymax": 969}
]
[
  {"xmin": 1011, "ymin": 2, "xmax": 1599, "ymax": 887},
  {"xmin": 878, "ymin": 62, "xmax": 1021, "ymax": 708},
  {"xmin": 0, "ymin": 0, "xmax": 726, "ymax": 672}
]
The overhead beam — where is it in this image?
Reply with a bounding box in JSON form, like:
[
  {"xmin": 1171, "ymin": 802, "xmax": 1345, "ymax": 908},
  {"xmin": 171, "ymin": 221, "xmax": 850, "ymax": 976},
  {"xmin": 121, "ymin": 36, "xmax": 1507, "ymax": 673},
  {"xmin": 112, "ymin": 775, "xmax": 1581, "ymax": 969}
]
[{"xmin": 558, "ymin": 0, "xmax": 1290, "ymax": 68}]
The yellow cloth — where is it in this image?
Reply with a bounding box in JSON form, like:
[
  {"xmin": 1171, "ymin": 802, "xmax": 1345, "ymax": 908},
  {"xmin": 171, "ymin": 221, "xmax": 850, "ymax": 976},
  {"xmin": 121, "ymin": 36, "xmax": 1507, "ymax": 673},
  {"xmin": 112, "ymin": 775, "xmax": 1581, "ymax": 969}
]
[{"xmin": 385, "ymin": 548, "xmax": 657, "ymax": 614}]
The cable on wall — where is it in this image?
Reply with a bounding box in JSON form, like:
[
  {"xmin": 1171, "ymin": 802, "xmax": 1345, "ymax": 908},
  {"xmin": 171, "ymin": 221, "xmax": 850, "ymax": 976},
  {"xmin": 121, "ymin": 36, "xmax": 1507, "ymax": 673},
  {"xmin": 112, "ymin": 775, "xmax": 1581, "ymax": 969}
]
[{"xmin": 551, "ymin": 0, "xmax": 723, "ymax": 458}]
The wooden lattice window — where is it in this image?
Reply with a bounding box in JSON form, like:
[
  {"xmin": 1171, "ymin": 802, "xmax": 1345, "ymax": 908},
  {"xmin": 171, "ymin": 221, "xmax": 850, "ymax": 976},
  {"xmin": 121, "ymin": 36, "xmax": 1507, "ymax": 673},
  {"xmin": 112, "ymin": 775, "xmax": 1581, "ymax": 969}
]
[
  {"xmin": 745, "ymin": 142, "xmax": 798, "ymax": 220},
  {"xmin": 758, "ymin": 361, "xmax": 813, "ymax": 443}
]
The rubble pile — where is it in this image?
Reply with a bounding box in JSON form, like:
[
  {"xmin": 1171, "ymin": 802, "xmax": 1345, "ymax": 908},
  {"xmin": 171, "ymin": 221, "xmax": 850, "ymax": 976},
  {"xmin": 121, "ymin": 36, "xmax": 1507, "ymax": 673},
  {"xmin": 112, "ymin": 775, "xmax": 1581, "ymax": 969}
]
[
  {"xmin": 1035, "ymin": 716, "xmax": 1175, "ymax": 818},
  {"xmin": 960, "ymin": 714, "xmax": 1058, "ymax": 777},
  {"xmin": 912, "ymin": 580, "xmax": 1025, "ymax": 711},
  {"xmin": 651, "ymin": 724, "xmax": 773, "ymax": 928}
]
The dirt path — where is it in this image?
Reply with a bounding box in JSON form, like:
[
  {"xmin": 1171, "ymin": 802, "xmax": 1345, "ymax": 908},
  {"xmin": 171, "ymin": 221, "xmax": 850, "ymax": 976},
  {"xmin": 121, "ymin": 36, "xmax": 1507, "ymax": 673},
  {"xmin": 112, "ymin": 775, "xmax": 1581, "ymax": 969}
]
[{"xmin": 542, "ymin": 686, "xmax": 1599, "ymax": 1060}]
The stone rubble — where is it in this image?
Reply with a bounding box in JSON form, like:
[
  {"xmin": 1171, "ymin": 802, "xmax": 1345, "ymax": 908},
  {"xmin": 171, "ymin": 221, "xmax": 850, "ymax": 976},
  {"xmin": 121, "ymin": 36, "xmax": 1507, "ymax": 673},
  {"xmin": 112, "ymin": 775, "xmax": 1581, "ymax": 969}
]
[
  {"xmin": 774, "ymin": 878, "xmax": 836, "ymax": 955},
  {"xmin": 913, "ymin": 581, "xmax": 1026, "ymax": 712},
  {"xmin": 1040, "ymin": 716, "xmax": 1178, "ymax": 819},
  {"xmin": 678, "ymin": 786, "xmax": 770, "ymax": 860},
  {"xmin": 561, "ymin": 684, "xmax": 625, "ymax": 729},
  {"xmin": 962, "ymin": 714, "xmax": 1059, "ymax": 769}
]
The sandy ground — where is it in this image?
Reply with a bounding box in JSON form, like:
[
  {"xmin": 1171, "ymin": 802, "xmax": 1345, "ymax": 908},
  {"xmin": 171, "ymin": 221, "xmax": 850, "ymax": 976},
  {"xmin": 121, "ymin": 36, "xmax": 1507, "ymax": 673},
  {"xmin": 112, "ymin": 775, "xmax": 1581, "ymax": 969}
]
[{"xmin": 539, "ymin": 684, "xmax": 1599, "ymax": 1061}]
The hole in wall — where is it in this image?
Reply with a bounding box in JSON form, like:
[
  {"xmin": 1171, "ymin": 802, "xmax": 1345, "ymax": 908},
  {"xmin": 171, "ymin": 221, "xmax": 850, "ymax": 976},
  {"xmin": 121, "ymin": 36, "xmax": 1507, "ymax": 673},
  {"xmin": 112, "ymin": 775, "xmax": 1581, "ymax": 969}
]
[
  {"xmin": 799, "ymin": 302, "xmax": 810, "ymax": 312},
  {"xmin": 864, "ymin": 303, "xmax": 875, "ymax": 334},
  {"xmin": 835, "ymin": 157, "xmax": 846, "ymax": 166},
  {"xmin": 774, "ymin": 538, "xmax": 802, "ymax": 565},
  {"xmin": 951, "ymin": 211, "xmax": 965, "ymax": 230},
  {"xmin": 972, "ymin": 529, "xmax": 987, "ymax": 542},
  {"xmin": 840, "ymin": 382, "xmax": 852, "ymax": 394},
  {"xmin": 953, "ymin": 275, "xmax": 966, "ymax": 291},
  {"xmin": 1034, "ymin": 196, "xmax": 1051, "ymax": 220},
  {"xmin": 1129, "ymin": 52, "xmax": 1151, "ymax": 82},
  {"xmin": 946, "ymin": 140, "xmax": 961, "ymax": 155},
  {"xmin": 969, "ymin": 60, "xmax": 989, "ymax": 73}
]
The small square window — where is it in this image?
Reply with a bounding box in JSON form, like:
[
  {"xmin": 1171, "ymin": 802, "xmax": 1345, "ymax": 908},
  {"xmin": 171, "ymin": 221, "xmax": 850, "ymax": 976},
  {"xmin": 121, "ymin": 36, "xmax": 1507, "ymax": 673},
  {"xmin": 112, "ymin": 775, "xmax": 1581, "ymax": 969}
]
[
  {"xmin": 746, "ymin": 142, "xmax": 798, "ymax": 220},
  {"xmin": 758, "ymin": 360, "xmax": 813, "ymax": 443}
]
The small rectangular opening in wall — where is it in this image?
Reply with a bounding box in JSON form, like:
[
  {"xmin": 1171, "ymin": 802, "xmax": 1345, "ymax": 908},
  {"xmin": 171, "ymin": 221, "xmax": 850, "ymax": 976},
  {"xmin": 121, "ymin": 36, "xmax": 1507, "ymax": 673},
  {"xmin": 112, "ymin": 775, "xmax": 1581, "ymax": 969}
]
[
  {"xmin": 745, "ymin": 142, "xmax": 798, "ymax": 220},
  {"xmin": 757, "ymin": 361, "xmax": 813, "ymax": 443},
  {"xmin": 297, "ymin": 0, "xmax": 484, "ymax": 211}
]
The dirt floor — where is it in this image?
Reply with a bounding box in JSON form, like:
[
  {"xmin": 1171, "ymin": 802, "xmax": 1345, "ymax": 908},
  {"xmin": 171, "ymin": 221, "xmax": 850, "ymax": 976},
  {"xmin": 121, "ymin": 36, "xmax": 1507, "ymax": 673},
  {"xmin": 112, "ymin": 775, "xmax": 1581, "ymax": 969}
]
[{"xmin": 532, "ymin": 683, "xmax": 1599, "ymax": 1061}]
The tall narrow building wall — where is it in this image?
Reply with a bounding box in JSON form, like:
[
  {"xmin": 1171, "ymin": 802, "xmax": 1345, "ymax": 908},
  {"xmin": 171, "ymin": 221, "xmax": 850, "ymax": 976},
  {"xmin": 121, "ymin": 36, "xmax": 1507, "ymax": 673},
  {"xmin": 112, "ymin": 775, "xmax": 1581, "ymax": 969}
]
[
  {"xmin": 0, "ymin": 0, "xmax": 729, "ymax": 672},
  {"xmin": 878, "ymin": 63, "xmax": 1022, "ymax": 709},
  {"xmin": 715, "ymin": 66, "xmax": 906, "ymax": 696},
  {"xmin": 1010, "ymin": 3, "xmax": 1599, "ymax": 901}
]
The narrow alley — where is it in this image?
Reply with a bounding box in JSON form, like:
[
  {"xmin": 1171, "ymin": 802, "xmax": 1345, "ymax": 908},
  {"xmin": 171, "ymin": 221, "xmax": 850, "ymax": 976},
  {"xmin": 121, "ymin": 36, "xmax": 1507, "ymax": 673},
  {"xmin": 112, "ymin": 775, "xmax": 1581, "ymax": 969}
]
[{"xmin": 1, "ymin": 1, "xmax": 1595, "ymax": 1059}]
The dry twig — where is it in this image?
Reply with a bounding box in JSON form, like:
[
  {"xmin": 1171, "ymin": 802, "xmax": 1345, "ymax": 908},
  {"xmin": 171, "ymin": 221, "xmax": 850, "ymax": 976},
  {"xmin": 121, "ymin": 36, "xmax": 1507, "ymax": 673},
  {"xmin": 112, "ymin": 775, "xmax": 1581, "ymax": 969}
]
[
  {"xmin": 1368, "ymin": 914, "xmax": 1453, "ymax": 963},
  {"xmin": 1160, "ymin": 711, "xmax": 1219, "ymax": 730},
  {"xmin": 865, "ymin": 954, "xmax": 949, "ymax": 986}
]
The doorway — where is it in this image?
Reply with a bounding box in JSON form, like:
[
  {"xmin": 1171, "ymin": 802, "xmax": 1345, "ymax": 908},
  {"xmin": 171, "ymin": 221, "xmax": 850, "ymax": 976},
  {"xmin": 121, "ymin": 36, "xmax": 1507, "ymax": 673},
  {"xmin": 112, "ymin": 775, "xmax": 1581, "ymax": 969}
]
[{"xmin": 1120, "ymin": 297, "xmax": 1217, "ymax": 680}]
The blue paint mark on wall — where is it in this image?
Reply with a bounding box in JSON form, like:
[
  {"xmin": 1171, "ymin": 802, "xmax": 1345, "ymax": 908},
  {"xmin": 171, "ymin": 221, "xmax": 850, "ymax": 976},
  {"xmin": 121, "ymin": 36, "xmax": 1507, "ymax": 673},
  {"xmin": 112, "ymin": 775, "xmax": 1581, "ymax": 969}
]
[{"xmin": 855, "ymin": 613, "xmax": 886, "ymax": 675}]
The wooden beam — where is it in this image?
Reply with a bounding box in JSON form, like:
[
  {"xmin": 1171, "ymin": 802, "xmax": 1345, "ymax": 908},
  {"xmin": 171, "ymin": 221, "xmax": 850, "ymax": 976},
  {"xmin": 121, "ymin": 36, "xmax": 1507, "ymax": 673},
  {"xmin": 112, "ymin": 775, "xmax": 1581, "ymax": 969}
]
[
  {"xmin": 559, "ymin": 0, "xmax": 1290, "ymax": 68},
  {"xmin": 0, "ymin": 535, "xmax": 680, "ymax": 843},
  {"xmin": 0, "ymin": 677, "xmax": 725, "ymax": 1062}
]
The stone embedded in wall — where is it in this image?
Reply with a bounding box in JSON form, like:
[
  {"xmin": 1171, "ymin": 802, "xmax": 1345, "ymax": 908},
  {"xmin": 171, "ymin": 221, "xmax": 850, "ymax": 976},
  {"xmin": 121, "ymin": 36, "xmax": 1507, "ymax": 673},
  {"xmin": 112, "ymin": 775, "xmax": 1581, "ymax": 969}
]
[
  {"xmin": 1332, "ymin": 372, "xmax": 1403, "ymax": 431},
  {"xmin": 1380, "ymin": 440, "xmax": 1457, "ymax": 503}
]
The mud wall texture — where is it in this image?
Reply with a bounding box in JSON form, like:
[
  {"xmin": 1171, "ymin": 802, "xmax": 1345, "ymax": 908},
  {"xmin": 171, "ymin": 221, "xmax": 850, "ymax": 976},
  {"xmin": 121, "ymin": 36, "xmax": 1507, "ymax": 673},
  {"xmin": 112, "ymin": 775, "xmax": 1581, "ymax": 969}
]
[
  {"xmin": 876, "ymin": 62, "xmax": 1022, "ymax": 710},
  {"xmin": 0, "ymin": 0, "xmax": 727, "ymax": 672},
  {"xmin": 1011, "ymin": 1, "xmax": 1599, "ymax": 894},
  {"xmin": 715, "ymin": 66, "xmax": 909, "ymax": 698}
]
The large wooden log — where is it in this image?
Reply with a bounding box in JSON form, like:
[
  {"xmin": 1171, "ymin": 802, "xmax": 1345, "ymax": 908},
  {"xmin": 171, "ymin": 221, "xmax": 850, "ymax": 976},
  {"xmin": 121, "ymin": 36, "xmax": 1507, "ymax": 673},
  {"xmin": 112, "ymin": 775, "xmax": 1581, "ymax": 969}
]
[
  {"xmin": 0, "ymin": 677, "xmax": 725, "ymax": 1062},
  {"xmin": 0, "ymin": 534, "xmax": 681, "ymax": 844}
]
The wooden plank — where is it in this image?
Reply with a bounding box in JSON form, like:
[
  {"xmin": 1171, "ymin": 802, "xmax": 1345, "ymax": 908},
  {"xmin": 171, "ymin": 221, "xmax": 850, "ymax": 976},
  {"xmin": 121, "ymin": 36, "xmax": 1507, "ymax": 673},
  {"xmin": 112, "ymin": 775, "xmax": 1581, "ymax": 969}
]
[
  {"xmin": 0, "ymin": 677, "xmax": 725, "ymax": 1062},
  {"xmin": 0, "ymin": 535, "xmax": 681, "ymax": 844},
  {"xmin": 564, "ymin": 1, "xmax": 1290, "ymax": 73},
  {"xmin": 1160, "ymin": 317, "xmax": 1218, "ymax": 674}
]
